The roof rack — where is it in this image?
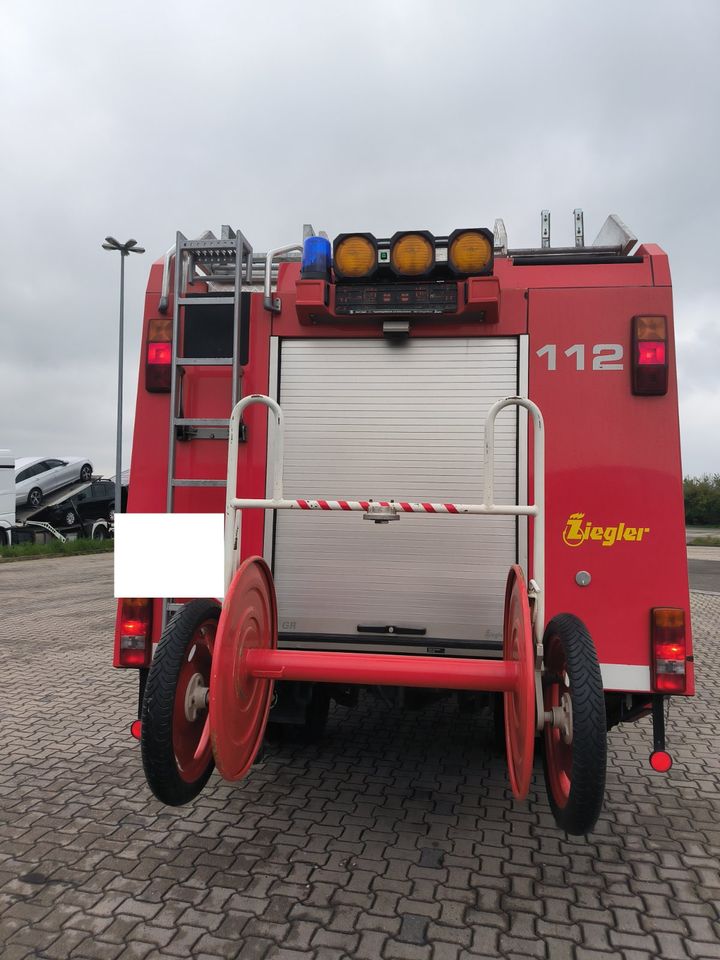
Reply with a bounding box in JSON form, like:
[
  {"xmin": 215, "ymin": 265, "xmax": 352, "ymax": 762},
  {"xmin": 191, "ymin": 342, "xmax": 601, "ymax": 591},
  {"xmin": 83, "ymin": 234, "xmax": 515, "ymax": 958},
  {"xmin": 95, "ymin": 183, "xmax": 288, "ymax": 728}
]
[
  {"xmin": 502, "ymin": 210, "xmax": 638, "ymax": 261},
  {"xmin": 158, "ymin": 213, "xmax": 639, "ymax": 313}
]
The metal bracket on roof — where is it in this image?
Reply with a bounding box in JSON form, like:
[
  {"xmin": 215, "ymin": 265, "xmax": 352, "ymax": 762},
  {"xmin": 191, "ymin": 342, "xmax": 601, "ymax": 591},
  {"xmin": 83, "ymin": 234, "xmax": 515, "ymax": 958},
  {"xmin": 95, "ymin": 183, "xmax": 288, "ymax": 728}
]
[
  {"xmin": 493, "ymin": 219, "xmax": 508, "ymax": 256},
  {"xmin": 574, "ymin": 209, "xmax": 584, "ymax": 247},
  {"xmin": 592, "ymin": 214, "xmax": 637, "ymax": 255},
  {"xmin": 541, "ymin": 210, "xmax": 551, "ymax": 249}
]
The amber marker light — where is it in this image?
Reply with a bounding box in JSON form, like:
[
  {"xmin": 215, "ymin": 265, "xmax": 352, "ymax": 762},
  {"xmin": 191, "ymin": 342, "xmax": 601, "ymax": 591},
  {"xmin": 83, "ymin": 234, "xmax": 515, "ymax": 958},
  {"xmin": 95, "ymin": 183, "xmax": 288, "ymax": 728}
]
[
  {"xmin": 333, "ymin": 234, "xmax": 378, "ymax": 280},
  {"xmin": 390, "ymin": 231, "xmax": 435, "ymax": 277},
  {"xmin": 448, "ymin": 228, "xmax": 494, "ymax": 275}
]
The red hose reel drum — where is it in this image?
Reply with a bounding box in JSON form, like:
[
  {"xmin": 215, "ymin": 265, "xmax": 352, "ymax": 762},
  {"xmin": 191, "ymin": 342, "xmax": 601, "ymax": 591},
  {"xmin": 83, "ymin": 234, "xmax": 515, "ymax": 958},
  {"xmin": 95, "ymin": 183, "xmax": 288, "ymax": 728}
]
[
  {"xmin": 210, "ymin": 557, "xmax": 277, "ymax": 780},
  {"xmin": 210, "ymin": 557, "xmax": 538, "ymax": 800},
  {"xmin": 502, "ymin": 565, "xmax": 536, "ymax": 800}
]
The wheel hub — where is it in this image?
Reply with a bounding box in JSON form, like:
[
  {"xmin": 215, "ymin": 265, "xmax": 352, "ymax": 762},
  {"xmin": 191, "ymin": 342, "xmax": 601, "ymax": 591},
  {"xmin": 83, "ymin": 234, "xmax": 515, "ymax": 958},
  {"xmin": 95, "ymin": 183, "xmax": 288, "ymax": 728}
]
[
  {"xmin": 548, "ymin": 690, "xmax": 573, "ymax": 744},
  {"xmin": 184, "ymin": 672, "xmax": 209, "ymax": 722}
]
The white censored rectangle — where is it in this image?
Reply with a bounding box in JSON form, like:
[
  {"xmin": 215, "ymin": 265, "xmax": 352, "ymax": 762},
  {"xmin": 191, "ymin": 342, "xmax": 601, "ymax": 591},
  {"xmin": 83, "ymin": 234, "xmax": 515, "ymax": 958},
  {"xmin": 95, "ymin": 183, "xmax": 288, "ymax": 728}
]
[{"xmin": 114, "ymin": 513, "xmax": 224, "ymax": 598}]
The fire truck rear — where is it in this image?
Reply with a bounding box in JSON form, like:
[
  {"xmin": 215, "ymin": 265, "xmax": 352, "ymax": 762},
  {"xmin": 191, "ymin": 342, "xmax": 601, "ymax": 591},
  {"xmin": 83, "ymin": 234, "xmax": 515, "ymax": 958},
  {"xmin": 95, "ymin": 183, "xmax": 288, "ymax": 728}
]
[{"xmin": 114, "ymin": 211, "xmax": 692, "ymax": 836}]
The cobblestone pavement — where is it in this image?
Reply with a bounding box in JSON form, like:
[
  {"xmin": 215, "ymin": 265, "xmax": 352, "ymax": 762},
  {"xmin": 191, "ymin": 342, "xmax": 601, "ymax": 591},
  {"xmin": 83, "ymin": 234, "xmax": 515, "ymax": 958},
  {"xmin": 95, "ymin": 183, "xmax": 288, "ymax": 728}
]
[{"xmin": 1, "ymin": 554, "xmax": 719, "ymax": 960}]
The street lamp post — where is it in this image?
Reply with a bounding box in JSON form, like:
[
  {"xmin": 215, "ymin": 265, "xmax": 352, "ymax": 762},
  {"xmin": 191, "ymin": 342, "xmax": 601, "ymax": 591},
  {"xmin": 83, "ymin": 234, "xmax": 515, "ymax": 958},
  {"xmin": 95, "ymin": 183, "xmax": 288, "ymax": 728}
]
[{"xmin": 102, "ymin": 237, "xmax": 145, "ymax": 519}]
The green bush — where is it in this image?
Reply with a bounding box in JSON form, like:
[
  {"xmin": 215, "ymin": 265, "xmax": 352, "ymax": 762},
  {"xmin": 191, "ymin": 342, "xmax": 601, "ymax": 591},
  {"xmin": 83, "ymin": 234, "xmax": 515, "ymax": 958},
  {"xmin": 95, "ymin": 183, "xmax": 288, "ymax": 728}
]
[
  {"xmin": 684, "ymin": 474, "xmax": 720, "ymax": 525},
  {"xmin": 0, "ymin": 538, "xmax": 114, "ymax": 560}
]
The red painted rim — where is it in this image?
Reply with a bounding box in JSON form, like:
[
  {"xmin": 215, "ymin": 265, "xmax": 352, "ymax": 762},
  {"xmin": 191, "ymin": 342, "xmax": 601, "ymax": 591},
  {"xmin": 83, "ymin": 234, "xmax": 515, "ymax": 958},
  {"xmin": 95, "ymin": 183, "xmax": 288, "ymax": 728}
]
[
  {"xmin": 503, "ymin": 564, "xmax": 535, "ymax": 800},
  {"xmin": 172, "ymin": 619, "xmax": 215, "ymax": 783},
  {"xmin": 543, "ymin": 633, "xmax": 572, "ymax": 808},
  {"xmin": 210, "ymin": 557, "xmax": 277, "ymax": 781}
]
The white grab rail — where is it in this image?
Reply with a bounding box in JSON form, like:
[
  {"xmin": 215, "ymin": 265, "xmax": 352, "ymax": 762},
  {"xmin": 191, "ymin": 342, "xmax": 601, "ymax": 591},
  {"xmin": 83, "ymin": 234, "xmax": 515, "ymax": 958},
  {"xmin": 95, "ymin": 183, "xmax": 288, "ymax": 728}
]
[{"xmin": 224, "ymin": 394, "xmax": 545, "ymax": 642}]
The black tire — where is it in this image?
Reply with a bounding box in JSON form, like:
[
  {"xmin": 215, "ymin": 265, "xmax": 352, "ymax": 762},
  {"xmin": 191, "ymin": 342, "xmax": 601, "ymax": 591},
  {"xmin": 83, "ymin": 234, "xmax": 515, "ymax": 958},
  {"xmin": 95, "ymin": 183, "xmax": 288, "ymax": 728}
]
[
  {"xmin": 541, "ymin": 614, "xmax": 607, "ymax": 835},
  {"xmin": 80, "ymin": 463, "xmax": 92, "ymax": 481},
  {"xmin": 28, "ymin": 487, "xmax": 42, "ymax": 508},
  {"xmin": 92, "ymin": 525, "xmax": 108, "ymax": 540},
  {"xmin": 141, "ymin": 599, "xmax": 221, "ymax": 805},
  {"xmin": 62, "ymin": 510, "xmax": 76, "ymax": 527}
]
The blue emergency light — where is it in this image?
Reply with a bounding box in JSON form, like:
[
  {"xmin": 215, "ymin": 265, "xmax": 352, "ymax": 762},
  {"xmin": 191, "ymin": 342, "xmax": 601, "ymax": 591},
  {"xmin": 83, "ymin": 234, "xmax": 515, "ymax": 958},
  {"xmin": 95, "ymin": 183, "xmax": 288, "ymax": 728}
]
[{"xmin": 301, "ymin": 236, "xmax": 332, "ymax": 280}]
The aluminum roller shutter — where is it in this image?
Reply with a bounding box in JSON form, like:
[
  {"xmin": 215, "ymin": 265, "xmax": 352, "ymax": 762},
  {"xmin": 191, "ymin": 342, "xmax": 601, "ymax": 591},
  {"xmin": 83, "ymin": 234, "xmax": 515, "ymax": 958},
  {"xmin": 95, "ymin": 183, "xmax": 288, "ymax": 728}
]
[{"xmin": 272, "ymin": 337, "xmax": 518, "ymax": 645}]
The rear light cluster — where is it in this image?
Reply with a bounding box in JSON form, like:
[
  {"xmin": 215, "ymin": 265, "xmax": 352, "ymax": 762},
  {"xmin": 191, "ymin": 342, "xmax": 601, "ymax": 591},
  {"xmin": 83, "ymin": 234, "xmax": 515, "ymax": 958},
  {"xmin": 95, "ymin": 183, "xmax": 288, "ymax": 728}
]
[
  {"xmin": 146, "ymin": 317, "xmax": 172, "ymax": 393},
  {"xmin": 632, "ymin": 315, "xmax": 668, "ymax": 396},
  {"xmin": 117, "ymin": 597, "xmax": 153, "ymax": 668},
  {"xmin": 651, "ymin": 607, "xmax": 687, "ymax": 693}
]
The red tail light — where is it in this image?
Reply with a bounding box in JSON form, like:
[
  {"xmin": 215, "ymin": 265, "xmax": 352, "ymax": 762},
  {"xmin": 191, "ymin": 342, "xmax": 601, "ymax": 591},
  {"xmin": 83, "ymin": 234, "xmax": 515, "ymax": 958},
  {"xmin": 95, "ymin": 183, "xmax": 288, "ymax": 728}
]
[
  {"xmin": 146, "ymin": 317, "xmax": 172, "ymax": 393},
  {"xmin": 117, "ymin": 598, "xmax": 153, "ymax": 668},
  {"xmin": 651, "ymin": 608, "xmax": 686, "ymax": 693},
  {"xmin": 147, "ymin": 342, "xmax": 171, "ymax": 365},
  {"xmin": 632, "ymin": 315, "xmax": 668, "ymax": 396}
]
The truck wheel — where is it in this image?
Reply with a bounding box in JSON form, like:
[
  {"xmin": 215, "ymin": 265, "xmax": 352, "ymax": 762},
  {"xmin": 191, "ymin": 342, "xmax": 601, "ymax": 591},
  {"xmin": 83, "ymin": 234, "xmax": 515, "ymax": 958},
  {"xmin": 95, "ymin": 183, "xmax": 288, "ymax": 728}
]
[
  {"xmin": 28, "ymin": 488, "xmax": 42, "ymax": 508},
  {"xmin": 141, "ymin": 599, "xmax": 220, "ymax": 805},
  {"xmin": 542, "ymin": 614, "xmax": 607, "ymax": 835}
]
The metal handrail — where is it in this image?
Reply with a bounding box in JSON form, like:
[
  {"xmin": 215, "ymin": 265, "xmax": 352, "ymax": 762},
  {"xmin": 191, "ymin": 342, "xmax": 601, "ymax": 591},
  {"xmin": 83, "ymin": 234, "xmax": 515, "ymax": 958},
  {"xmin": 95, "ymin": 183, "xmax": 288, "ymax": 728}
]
[
  {"xmin": 223, "ymin": 393, "xmax": 546, "ymax": 642},
  {"xmin": 263, "ymin": 243, "xmax": 304, "ymax": 312}
]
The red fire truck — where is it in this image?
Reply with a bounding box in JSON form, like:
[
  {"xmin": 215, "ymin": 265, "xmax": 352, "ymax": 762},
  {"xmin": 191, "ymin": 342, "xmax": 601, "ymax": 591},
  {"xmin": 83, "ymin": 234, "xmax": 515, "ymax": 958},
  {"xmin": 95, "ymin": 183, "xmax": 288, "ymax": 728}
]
[{"xmin": 114, "ymin": 211, "xmax": 693, "ymax": 836}]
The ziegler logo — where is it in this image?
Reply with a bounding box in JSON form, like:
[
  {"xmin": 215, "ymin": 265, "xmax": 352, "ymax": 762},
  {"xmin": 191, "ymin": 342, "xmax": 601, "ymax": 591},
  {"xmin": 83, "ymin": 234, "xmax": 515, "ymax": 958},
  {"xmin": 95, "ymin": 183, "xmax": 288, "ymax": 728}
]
[{"xmin": 562, "ymin": 513, "xmax": 650, "ymax": 548}]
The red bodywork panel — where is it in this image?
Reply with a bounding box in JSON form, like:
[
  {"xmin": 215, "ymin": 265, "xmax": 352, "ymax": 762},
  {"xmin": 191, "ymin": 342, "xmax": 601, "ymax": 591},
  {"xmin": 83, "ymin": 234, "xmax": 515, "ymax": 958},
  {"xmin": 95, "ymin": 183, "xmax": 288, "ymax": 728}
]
[{"xmin": 116, "ymin": 244, "xmax": 693, "ymax": 695}]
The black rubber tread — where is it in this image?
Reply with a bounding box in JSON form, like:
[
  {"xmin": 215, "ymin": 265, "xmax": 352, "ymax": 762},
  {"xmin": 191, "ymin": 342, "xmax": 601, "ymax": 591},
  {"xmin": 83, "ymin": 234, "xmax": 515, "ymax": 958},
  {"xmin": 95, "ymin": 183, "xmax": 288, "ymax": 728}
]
[
  {"xmin": 542, "ymin": 613, "xmax": 607, "ymax": 836},
  {"xmin": 141, "ymin": 599, "xmax": 221, "ymax": 806}
]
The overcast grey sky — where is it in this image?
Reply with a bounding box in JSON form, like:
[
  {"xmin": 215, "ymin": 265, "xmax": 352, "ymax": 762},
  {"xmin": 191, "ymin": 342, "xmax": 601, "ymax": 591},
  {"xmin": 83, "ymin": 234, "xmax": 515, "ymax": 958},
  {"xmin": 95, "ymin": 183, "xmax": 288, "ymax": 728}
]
[{"xmin": 1, "ymin": 1, "xmax": 718, "ymax": 476}]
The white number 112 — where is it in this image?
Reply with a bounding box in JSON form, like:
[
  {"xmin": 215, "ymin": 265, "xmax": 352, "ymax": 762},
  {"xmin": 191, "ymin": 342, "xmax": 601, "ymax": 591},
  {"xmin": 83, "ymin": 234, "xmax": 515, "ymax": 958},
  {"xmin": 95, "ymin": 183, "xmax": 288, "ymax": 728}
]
[{"xmin": 536, "ymin": 343, "xmax": 623, "ymax": 372}]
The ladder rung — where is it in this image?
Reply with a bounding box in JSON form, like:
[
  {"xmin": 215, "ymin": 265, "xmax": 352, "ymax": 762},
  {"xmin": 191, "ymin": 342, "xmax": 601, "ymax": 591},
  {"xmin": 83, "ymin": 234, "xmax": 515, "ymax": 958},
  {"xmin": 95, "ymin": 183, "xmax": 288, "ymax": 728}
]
[
  {"xmin": 172, "ymin": 479, "xmax": 227, "ymax": 487},
  {"xmin": 177, "ymin": 296, "xmax": 236, "ymax": 305},
  {"xmin": 174, "ymin": 418, "xmax": 230, "ymax": 426},
  {"xmin": 176, "ymin": 358, "xmax": 233, "ymax": 366}
]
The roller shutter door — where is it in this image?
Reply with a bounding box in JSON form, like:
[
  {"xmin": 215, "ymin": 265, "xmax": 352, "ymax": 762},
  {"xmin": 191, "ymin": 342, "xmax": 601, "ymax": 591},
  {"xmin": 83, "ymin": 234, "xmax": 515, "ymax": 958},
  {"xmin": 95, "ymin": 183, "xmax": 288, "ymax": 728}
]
[{"xmin": 272, "ymin": 337, "xmax": 518, "ymax": 645}]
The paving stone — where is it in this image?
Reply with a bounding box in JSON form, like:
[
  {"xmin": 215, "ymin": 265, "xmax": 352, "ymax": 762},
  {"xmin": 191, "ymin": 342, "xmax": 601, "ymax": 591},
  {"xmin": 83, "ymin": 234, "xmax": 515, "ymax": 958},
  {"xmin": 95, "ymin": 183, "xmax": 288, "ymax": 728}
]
[{"xmin": 2, "ymin": 561, "xmax": 720, "ymax": 960}]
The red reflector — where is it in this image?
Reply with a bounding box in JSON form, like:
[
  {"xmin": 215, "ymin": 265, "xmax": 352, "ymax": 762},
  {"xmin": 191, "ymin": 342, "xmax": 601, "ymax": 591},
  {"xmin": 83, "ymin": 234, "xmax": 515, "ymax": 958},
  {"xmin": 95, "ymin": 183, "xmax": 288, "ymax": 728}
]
[
  {"xmin": 130, "ymin": 720, "xmax": 142, "ymax": 740},
  {"xmin": 637, "ymin": 341, "xmax": 666, "ymax": 365},
  {"xmin": 145, "ymin": 343, "xmax": 171, "ymax": 392},
  {"xmin": 649, "ymin": 750, "xmax": 672, "ymax": 772},
  {"xmin": 651, "ymin": 608, "xmax": 686, "ymax": 694},
  {"xmin": 147, "ymin": 341, "xmax": 171, "ymax": 365},
  {"xmin": 119, "ymin": 643, "xmax": 149, "ymax": 668}
]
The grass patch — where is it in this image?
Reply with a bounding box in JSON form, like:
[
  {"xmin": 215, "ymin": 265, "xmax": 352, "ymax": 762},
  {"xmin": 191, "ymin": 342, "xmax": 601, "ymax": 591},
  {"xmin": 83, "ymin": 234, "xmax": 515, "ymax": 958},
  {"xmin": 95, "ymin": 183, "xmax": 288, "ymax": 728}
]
[
  {"xmin": 0, "ymin": 538, "xmax": 114, "ymax": 561},
  {"xmin": 688, "ymin": 535, "xmax": 720, "ymax": 547}
]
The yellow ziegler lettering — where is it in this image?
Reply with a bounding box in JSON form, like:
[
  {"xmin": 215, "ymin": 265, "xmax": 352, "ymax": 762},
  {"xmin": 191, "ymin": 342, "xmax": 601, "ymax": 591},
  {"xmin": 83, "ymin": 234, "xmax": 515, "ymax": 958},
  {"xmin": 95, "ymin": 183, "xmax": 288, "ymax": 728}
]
[
  {"xmin": 562, "ymin": 513, "xmax": 650, "ymax": 548},
  {"xmin": 602, "ymin": 527, "xmax": 617, "ymax": 547}
]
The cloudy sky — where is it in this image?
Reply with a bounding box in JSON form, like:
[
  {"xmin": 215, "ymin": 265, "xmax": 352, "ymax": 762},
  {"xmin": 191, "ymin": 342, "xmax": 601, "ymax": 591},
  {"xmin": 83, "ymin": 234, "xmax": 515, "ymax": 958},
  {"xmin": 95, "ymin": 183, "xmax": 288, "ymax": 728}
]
[{"xmin": 1, "ymin": 1, "xmax": 718, "ymax": 477}]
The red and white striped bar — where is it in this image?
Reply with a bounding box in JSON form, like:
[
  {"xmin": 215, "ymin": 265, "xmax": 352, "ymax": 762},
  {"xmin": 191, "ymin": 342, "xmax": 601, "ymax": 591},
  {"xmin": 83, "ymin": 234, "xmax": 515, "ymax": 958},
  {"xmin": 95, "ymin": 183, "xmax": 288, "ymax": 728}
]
[{"xmin": 231, "ymin": 497, "xmax": 538, "ymax": 516}]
